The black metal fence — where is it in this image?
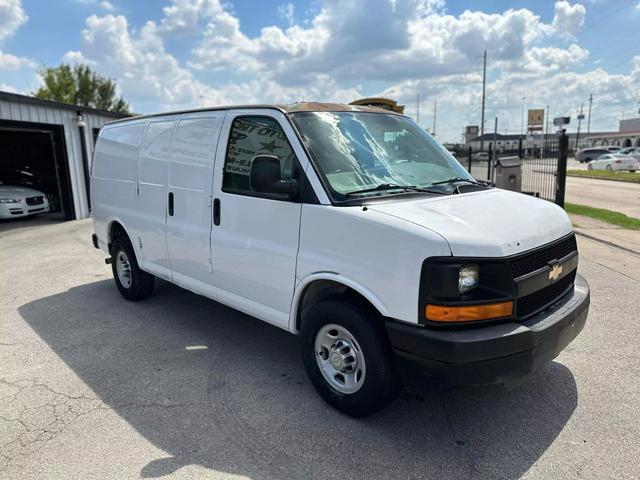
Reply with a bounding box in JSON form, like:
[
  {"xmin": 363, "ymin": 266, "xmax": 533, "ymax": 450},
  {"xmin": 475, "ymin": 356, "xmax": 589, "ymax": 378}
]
[{"xmin": 454, "ymin": 133, "xmax": 568, "ymax": 206}]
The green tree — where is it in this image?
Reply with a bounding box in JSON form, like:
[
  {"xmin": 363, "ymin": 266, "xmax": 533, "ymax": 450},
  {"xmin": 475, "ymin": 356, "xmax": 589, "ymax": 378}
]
[{"xmin": 34, "ymin": 64, "xmax": 131, "ymax": 114}]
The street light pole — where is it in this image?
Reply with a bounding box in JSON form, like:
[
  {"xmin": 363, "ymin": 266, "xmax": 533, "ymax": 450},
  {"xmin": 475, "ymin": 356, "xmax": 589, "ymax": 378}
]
[
  {"xmin": 480, "ymin": 50, "xmax": 487, "ymax": 152},
  {"xmin": 520, "ymin": 97, "xmax": 526, "ymax": 137},
  {"xmin": 587, "ymin": 94, "xmax": 593, "ymax": 135},
  {"xmin": 576, "ymin": 103, "xmax": 584, "ymax": 151}
]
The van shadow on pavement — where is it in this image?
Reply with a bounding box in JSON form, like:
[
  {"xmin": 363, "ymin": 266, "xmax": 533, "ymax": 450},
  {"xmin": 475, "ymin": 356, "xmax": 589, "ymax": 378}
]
[{"xmin": 18, "ymin": 279, "xmax": 578, "ymax": 479}]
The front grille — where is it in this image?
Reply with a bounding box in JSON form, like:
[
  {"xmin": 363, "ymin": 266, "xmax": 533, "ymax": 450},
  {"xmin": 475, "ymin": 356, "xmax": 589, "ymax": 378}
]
[
  {"xmin": 26, "ymin": 196, "xmax": 44, "ymax": 206},
  {"xmin": 516, "ymin": 270, "xmax": 576, "ymax": 318},
  {"xmin": 509, "ymin": 234, "xmax": 577, "ymax": 278}
]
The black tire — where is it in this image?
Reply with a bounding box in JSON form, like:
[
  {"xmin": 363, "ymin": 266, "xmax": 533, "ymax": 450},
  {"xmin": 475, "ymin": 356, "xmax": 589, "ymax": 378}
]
[
  {"xmin": 606, "ymin": 164, "xmax": 612, "ymax": 171},
  {"xmin": 110, "ymin": 234, "xmax": 155, "ymax": 301},
  {"xmin": 300, "ymin": 298, "xmax": 401, "ymax": 418}
]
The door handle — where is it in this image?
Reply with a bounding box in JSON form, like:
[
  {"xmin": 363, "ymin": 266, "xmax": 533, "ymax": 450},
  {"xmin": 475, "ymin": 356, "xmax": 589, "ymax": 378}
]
[
  {"xmin": 213, "ymin": 198, "xmax": 220, "ymax": 226},
  {"xmin": 168, "ymin": 192, "xmax": 174, "ymax": 216}
]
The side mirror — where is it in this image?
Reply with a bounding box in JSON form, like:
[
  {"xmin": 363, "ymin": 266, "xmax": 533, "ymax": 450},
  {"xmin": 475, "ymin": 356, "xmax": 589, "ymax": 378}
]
[{"xmin": 250, "ymin": 155, "xmax": 298, "ymax": 197}]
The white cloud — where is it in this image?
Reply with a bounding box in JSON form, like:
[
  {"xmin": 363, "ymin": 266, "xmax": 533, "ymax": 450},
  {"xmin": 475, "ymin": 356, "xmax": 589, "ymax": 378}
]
[
  {"xmin": 549, "ymin": 1, "xmax": 586, "ymax": 37},
  {"xmin": 62, "ymin": 49, "xmax": 94, "ymax": 65},
  {"xmin": 0, "ymin": 82, "xmax": 17, "ymax": 92},
  {"xmin": 278, "ymin": 3, "xmax": 294, "ymax": 26},
  {"xmin": 99, "ymin": 1, "xmax": 115, "ymax": 11},
  {"xmin": 0, "ymin": 49, "xmax": 34, "ymax": 69},
  {"xmin": 158, "ymin": 0, "xmax": 225, "ymax": 35},
  {"xmin": 33, "ymin": 0, "xmax": 636, "ymax": 139},
  {"xmin": 0, "ymin": 0, "xmax": 27, "ymax": 40}
]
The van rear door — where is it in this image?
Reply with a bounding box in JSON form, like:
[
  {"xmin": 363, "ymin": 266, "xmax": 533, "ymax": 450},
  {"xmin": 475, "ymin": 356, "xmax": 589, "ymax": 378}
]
[{"xmin": 165, "ymin": 114, "xmax": 225, "ymax": 290}]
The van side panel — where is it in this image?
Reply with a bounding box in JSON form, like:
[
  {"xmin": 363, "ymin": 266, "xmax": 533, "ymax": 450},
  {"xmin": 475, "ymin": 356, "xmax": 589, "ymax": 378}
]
[
  {"xmin": 137, "ymin": 120, "xmax": 175, "ymax": 277},
  {"xmin": 91, "ymin": 122, "xmax": 146, "ymax": 255},
  {"xmin": 165, "ymin": 114, "xmax": 225, "ymax": 290}
]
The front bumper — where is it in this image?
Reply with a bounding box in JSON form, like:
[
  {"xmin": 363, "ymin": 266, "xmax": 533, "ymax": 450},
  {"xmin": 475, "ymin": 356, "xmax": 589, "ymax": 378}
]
[
  {"xmin": 0, "ymin": 201, "xmax": 50, "ymax": 219},
  {"xmin": 385, "ymin": 273, "xmax": 590, "ymax": 386}
]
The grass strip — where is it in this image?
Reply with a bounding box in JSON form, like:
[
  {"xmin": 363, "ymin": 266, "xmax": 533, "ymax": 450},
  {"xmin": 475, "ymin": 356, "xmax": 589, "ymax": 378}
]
[
  {"xmin": 567, "ymin": 169, "xmax": 640, "ymax": 183},
  {"xmin": 565, "ymin": 203, "xmax": 640, "ymax": 230}
]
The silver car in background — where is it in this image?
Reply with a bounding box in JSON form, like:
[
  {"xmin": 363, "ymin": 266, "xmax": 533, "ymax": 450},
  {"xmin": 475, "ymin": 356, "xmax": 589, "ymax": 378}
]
[
  {"xmin": 587, "ymin": 153, "xmax": 639, "ymax": 172},
  {"xmin": 575, "ymin": 148, "xmax": 609, "ymax": 163}
]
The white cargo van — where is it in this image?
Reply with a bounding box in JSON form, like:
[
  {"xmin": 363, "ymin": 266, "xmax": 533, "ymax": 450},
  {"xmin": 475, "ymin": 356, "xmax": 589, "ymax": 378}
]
[{"xmin": 91, "ymin": 103, "xmax": 590, "ymax": 417}]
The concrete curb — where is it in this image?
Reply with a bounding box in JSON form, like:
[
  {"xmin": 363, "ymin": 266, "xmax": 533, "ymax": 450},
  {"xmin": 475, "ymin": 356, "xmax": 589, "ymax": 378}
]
[
  {"xmin": 574, "ymin": 229, "xmax": 640, "ymax": 257},
  {"xmin": 567, "ymin": 174, "xmax": 640, "ymax": 185}
]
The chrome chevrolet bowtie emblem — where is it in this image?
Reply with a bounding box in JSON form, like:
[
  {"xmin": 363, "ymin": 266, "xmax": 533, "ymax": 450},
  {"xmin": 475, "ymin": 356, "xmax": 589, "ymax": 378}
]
[{"xmin": 549, "ymin": 263, "xmax": 563, "ymax": 281}]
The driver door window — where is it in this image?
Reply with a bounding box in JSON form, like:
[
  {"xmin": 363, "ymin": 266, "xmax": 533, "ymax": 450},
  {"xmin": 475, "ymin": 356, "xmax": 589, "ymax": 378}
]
[{"xmin": 222, "ymin": 116, "xmax": 296, "ymax": 196}]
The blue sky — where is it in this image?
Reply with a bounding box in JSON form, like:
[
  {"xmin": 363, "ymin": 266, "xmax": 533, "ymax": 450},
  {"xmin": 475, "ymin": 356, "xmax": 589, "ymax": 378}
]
[{"xmin": 1, "ymin": 0, "xmax": 639, "ymax": 142}]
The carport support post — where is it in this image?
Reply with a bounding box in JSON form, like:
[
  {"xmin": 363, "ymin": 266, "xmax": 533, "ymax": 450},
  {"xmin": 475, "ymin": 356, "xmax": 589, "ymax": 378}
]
[
  {"xmin": 76, "ymin": 113, "xmax": 91, "ymax": 211},
  {"xmin": 556, "ymin": 130, "xmax": 569, "ymax": 208}
]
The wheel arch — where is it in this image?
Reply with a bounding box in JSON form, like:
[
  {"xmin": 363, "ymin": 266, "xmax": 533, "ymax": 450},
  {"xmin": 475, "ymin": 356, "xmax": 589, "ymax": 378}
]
[
  {"xmin": 290, "ymin": 273, "xmax": 389, "ymax": 333},
  {"xmin": 106, "ymin": 217, "xmax": 134, "ymax": 253}
]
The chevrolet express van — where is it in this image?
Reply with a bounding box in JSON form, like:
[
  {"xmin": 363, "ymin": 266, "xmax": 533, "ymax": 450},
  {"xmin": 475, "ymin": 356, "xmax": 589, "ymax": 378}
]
[{"xmin": 91, "ymin": 103, "xmax": 590, "ymax": 417}]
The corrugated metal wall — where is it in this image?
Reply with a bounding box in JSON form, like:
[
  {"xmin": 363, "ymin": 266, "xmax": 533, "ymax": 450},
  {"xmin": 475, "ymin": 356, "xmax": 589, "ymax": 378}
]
[{"xmin": 0, "ymin": 97, "xmax": 118, "ymax": 219}]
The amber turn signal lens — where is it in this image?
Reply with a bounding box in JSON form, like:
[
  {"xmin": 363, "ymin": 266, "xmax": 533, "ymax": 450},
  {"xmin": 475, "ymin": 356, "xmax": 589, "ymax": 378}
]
[{"xmin": 425, "ymin": 301, "xmax": 513, "ymax": 323}]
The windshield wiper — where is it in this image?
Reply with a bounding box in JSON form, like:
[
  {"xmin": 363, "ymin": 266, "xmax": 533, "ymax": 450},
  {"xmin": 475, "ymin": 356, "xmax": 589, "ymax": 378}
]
[
  {"xmin": 430, "ymin": 177, "xmax": 486, "ymax": 186},
  {"xmin": 344, "ymin": 183, "xmax": 445, "ymax": 197}
]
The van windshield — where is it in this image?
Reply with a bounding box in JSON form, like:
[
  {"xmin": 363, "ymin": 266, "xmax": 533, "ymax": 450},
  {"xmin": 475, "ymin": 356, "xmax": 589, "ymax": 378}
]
[{"xmin": 290, "ymin": 111, "xmax": 474, "ymax": 200}]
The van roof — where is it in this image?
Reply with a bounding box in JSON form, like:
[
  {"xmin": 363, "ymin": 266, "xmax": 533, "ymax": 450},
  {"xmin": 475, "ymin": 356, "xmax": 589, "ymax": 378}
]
[{"xmin": 104, "ymin": 102, "xmax": 403, "ymax": 125}]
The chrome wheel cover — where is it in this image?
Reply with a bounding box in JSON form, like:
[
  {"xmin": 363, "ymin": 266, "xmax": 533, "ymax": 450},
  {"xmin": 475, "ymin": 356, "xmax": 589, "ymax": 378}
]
[
  {"xmin": 116, "ymin": 250, "xmax": 132, "ymax": 289},
  {"xmin": 315, "ymin": 324, "xmax": 366, "ymax": 394}
]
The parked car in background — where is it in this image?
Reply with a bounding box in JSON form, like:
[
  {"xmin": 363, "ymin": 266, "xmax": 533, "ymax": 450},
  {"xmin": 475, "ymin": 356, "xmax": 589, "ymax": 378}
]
[
  {"xmin": 471, "ymin": 151, "xmax": 489, "ymax": 161},
  {"xmin": 618, "ymin": 147, "xmax": 640, "ymax": 160},
  {"xmin": 588, "ymin": 153, "xmax": 639, "ymax": 172},
  {"xmin": 575, "ymin": 148, "xmax": 609, "ymax": 163},
  {"xmin": 0, "ymin": 182, "xmax": 50, "ymax": 219},
  {"xmin": 606, "ymin": 146, "xmax": 621, "ymax": 152}
]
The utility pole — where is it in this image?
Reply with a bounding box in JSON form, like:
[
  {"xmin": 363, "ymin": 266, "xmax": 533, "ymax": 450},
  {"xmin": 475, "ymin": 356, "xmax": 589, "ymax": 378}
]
[
  {"xmin": 576, "ymin": 103, "xmax": 584, "ymax": 151},
  {"xmin": 587, "ymin": 94, "xmax": 593, "ymax": 135},
  {"xmin": 520, "ymin": 96, "xmax": 526, "ymax": 137},
  {"xmin": 416, "ymin": 93, "xmax": 420, "ymax": 125},
  {"xmin": 480, "ymin": 50, "xmax": 487, "ymax": 151},
  {"xmin": 489, "ymin": 116, "xmax": 498, "ymax": 183},
  {"xmin": 432, "ymin": 99, "xmax": 437, "ymax": 137},
  {"xmin": 545, "ymin": 104, "xmax": 550, "ymax": 153},
  {"xmin": 545, "ymin": 105, "xmax": 550, "ymax": 138}
]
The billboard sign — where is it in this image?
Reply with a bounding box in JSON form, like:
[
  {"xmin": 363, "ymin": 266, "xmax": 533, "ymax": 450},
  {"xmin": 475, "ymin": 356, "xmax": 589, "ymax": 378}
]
[
  {"xmin": 553, "ymin": 116, "xmax": 570, "ymax": 126},
  {"xmin": 527, "ymin": 109, "xmax": 544, "ymax": 132}
]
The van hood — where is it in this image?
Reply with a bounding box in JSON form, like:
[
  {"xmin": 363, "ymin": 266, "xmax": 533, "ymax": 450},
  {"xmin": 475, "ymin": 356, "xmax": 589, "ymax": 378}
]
[{"xmin": 368, "ymin": 189, "xmax": 574, "ymax": 257}]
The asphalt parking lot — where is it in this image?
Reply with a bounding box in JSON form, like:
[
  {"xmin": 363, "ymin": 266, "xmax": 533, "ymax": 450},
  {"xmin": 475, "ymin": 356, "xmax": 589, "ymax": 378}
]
[{"xmin": 1, "ymin": 219, "xmax": 639, "ymax": 479}]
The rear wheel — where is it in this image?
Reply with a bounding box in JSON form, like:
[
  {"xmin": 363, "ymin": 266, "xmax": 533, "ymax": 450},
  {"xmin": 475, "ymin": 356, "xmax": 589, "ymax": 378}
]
[
  {"xmin": 110, "ymin": 235, "xmax": 155, "ymax": 301},
  {"xmin": 587, "ymin": 164, "xmax": 593, "ymax": 170},
  {"xmin": 300, "ymin": 299, "xmax": 401, "ymax": 417},
  {"xmin": 606, "ymin": 164, "xmax": 613, "ymax": 171}
]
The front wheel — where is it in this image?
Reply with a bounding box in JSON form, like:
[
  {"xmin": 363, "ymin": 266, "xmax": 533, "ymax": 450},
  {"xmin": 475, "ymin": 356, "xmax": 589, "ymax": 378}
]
[
  {"xmin": 300, "ymin": 299, "xmax": 401, "ymax": 417},
  {"xmin": 110, "ymin": 236, "xmax": 155, "ymax": 301},
  {"xmin": 606, "ymin": 164, "xmax": 613, "ymax": 171},
  {"xmin": 587, "ymin": 164, "xmax": 593, "ymax": 170}
]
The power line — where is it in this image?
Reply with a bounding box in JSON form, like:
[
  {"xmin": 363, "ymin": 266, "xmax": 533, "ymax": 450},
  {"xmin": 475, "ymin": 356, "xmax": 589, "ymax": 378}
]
[
  {"xmin": 580, "ymin": 0, "xmax": 636, "ymax": 35},
  {"xmin": 587, "ymin": 29, "xmax": 640, "ymax": 58}
]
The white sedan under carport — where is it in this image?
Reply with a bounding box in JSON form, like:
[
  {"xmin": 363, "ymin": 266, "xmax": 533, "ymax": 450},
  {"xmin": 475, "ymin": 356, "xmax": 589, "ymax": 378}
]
[{"xmin": 0, "ymin": 183, "xmax": 50, "ymax": 219}]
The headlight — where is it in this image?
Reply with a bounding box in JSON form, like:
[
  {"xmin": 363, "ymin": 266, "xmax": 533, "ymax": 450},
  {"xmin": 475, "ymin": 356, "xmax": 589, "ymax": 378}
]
[
  {"xmin": 0, "ymin": 198, "xmax": 20, "ymax": 203},
  {"xmin": 458, "ymin": 263, "xmax": 479, "ymax": 294}
]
